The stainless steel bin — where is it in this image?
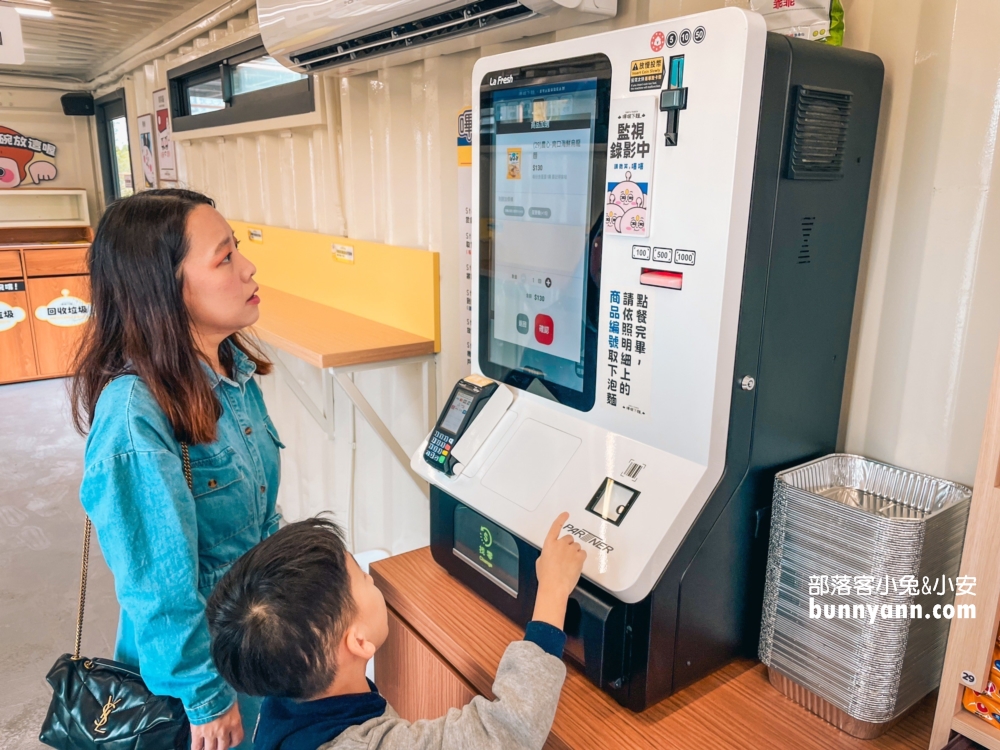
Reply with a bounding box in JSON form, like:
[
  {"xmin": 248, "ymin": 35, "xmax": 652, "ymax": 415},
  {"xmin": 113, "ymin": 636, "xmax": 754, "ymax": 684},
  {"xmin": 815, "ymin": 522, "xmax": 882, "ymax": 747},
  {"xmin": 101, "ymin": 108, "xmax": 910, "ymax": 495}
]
[{"xmin": 759, "ymin": 454, "xmax": 972, "ymax": 737}]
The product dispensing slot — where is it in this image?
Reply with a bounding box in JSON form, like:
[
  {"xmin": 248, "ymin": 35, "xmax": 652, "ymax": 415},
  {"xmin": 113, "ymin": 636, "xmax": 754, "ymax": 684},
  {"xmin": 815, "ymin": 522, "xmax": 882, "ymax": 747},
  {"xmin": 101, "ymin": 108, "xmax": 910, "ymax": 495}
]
[
  {"xmin": 661, "ymin": 55, "xmax": 687, "ymax": 147},
  {"xmin": 563, "ymin": 585, "xmax": 627, "ymax": 690}
]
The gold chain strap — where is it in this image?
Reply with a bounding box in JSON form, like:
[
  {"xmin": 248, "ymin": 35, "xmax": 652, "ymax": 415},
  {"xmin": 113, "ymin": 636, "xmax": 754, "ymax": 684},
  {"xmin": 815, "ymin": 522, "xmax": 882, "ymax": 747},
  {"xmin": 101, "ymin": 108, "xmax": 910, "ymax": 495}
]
[
  {"xmin": 181, "ymin": 443, "xmax": 192, "ymax": 494},
  {"xmin": 72, "ymin": 518, "xmax": 92, "ymax": 660},
  {"xmin": 73, "ymin": 436, "xmax": 193, "ymax": 660}
]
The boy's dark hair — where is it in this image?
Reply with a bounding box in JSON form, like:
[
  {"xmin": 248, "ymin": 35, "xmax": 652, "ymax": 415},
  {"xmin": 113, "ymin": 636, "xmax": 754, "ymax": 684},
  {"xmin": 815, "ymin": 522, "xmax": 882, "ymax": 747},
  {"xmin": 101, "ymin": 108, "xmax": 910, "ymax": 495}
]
[{"xmin": 206, "ymin": 517, "xmax": 355, "ymax": 699}]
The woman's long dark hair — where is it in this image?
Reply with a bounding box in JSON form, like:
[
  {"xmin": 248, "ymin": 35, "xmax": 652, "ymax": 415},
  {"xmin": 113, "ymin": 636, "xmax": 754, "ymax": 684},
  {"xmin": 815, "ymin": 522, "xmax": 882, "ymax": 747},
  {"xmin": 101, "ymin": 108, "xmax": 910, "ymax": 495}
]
[{"xmin": 72, "ymin": 188, "xmax": 271, "ymax": 444}]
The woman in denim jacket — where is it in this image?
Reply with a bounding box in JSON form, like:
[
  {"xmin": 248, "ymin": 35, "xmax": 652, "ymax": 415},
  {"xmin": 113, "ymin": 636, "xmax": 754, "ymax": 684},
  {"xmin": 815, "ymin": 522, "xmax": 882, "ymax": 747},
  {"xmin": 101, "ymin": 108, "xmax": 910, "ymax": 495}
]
[{"xmin": 73, "ymin": 189, "xmax": 283, "ymax": 749}]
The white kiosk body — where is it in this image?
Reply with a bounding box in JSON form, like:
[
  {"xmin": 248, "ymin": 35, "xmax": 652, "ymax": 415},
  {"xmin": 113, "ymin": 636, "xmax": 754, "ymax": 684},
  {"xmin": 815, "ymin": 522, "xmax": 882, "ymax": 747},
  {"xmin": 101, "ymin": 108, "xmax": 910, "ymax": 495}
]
[{"xmin": 412, "ymin": 7, "xmax": 882, "ymax": 710}]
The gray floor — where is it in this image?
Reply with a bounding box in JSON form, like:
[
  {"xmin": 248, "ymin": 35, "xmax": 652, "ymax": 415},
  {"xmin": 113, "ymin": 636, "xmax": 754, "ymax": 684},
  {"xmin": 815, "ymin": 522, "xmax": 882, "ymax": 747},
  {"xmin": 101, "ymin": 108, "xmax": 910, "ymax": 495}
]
[{"xmin": 0, "ymin": 378, "xmax": 119, "ymax": 750}]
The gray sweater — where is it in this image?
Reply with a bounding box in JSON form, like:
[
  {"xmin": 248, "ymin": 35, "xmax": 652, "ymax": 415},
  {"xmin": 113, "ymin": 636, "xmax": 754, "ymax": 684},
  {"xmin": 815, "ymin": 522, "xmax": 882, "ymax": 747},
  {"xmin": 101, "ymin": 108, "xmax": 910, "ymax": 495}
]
[{"xmin": 319, "ymin": 641, "xmax": 566, "ymax": 750}]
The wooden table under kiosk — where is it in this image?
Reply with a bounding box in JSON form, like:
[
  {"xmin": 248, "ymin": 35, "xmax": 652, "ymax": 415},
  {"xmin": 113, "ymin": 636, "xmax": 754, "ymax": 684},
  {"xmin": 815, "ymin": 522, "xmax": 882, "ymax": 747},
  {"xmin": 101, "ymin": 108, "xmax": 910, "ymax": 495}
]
[
  {"xmin": 232, "ymin": 221, "xmax": 439, "ymax": 492},
  {"xmin": 370, "ymin": 548, "xmax": 939, "ymax": 750}
]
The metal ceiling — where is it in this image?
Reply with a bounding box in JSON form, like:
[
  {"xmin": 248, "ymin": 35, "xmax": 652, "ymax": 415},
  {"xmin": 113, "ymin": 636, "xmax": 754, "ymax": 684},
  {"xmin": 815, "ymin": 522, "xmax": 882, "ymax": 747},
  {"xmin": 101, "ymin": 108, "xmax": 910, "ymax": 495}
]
[{"xmin": 0, "ymin": 0, "xmax": 216, "ymax": 79}]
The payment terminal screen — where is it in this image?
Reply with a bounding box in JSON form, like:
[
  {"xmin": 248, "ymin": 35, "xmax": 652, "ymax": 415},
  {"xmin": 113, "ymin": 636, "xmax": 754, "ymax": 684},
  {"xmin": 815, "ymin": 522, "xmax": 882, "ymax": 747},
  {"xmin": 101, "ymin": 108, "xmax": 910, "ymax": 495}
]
[
  {"xmin": 479, "ymin": 60, "xmax": 610, "ymax": 411},
  {"xmin": 440, "ymin": 390, "xmax": 474, "ymax": 435}
]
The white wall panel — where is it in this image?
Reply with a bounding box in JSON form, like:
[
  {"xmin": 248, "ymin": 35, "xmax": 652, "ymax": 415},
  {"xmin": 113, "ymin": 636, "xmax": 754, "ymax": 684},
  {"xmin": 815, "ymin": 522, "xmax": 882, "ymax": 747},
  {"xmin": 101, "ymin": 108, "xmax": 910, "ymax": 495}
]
[
  {"xmin": 840, "ymin": 0, "xmax": 1000, "ymax": 486},
  {"xmin": 0, "ymin": 87, "xmax": 100, "ymax": 221}
]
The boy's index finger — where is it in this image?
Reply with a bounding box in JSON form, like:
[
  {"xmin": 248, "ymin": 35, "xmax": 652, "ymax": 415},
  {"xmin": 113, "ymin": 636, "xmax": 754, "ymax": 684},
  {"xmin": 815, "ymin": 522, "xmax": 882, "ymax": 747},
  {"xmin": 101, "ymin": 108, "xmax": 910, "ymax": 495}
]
[{"xmin": 547, "ymin": 512, "xmax": 570, "ymax": 544}]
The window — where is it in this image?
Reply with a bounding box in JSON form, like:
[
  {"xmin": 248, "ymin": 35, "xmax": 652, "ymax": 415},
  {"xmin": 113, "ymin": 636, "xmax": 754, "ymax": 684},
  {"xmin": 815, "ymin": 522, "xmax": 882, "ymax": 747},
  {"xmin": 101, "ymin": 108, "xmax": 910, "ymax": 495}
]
[
  {"xmin": 168, "ymin": 37, "xmax": 312, "ymax": 132},
  {"xmin": 95, "ymin": 90, "xmax": 134, "ymax": 201}
]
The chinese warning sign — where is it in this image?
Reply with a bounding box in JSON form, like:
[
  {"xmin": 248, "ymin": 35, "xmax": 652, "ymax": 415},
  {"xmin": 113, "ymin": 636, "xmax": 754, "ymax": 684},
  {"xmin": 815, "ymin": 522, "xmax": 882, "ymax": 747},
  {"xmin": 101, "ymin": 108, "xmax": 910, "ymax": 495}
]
[
  {"xmin": 603, "ymin": 288, "xmax": 653, "ymax": 416},
  {"xmin": 629, "ymin": 57, "xmax": 664, "ymax": 92},
  {"xmin": 605, "ymin": 97, "xmax": 657, "ymax": 238}
]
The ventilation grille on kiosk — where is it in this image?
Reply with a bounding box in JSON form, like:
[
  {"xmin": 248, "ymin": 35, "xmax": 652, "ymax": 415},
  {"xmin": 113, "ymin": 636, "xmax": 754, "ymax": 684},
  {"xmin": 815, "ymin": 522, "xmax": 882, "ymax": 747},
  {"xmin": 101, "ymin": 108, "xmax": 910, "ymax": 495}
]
[
  {"xmin": 787, "ymin": 86, "xmax": 852, "ymax": 180},
  {"xmin": 290, "ymin": 0, "xmax": 535, "ymax": 72},
  {"xmin": 798, "ymin": 216, "xmax": 815, "ymax": 264}
]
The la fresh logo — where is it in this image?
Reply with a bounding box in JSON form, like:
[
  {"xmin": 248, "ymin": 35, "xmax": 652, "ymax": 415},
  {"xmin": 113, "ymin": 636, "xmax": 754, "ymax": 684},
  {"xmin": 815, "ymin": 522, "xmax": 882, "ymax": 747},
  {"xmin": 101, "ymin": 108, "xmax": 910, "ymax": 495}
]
[
  {"xmin": 0, "ymin": 300, "xmax": 26, "ymax": 331},
  {"xmin": 35, "ymin": 289, "xmax": 90, "ymax": 327},
  {"xmin": 650, "ymin": 31, "xmax": 665, "ymax": 52}
]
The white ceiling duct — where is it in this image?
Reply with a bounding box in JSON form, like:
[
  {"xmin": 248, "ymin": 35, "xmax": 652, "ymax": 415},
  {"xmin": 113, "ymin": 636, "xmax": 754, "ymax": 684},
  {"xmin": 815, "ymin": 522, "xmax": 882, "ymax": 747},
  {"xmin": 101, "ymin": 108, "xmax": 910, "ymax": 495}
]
[{"xmin": 258, "ymin": 0, "xmax": 616, "ymax": 77}]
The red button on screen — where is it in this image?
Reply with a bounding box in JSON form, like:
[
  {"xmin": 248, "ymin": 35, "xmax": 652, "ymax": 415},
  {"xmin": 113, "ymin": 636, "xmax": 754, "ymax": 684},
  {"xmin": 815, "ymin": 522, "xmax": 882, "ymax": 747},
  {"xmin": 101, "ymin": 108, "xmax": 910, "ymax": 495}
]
[{"xmin": 534, "ymin": 314, "xmax": 554, "ymax": 345}]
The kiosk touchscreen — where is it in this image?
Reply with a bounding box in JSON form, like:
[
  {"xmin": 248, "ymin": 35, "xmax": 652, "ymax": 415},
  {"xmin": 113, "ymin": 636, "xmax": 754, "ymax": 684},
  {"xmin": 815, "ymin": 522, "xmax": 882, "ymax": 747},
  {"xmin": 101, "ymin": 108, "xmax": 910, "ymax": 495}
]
[
  {"xmin": 411, "ymin": 8, "xmax": 883, "ymax": 711},
  {"xmin": 479, "ymin": 61, "xmax": 610, "ymax": 410}
]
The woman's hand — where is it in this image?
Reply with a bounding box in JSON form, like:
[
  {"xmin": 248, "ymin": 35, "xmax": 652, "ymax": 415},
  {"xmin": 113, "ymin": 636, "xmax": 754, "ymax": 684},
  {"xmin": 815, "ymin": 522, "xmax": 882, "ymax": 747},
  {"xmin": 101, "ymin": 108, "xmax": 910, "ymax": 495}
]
[{"xmin": 190, "ymin": 701, "xmax": 243, "ymax": 750}]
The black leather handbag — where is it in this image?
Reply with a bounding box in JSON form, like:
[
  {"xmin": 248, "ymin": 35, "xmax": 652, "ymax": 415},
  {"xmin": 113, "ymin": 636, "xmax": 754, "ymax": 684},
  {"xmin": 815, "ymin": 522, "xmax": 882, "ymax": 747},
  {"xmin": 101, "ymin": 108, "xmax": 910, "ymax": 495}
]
[{"xmin": 39, "ymin": 446, "xmax": 194, "ymax": 749}]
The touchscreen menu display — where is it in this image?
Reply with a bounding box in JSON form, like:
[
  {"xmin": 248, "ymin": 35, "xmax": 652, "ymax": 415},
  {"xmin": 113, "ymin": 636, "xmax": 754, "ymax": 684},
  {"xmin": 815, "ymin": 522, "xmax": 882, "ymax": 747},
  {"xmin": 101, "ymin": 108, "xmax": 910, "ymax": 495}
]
[
  {"xmin": 490, "ymin": 80, "xmax": 597, "ymax": 391},
  {"xmin": 479, "ymin": 59, "xmax": 610, "ymax": 411}
]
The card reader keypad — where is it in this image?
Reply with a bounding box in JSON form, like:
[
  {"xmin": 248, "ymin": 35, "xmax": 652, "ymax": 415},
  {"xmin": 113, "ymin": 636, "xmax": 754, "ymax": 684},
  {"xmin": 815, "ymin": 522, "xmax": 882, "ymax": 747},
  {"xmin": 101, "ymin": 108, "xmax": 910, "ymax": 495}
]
[{"xmin": 425, "ymin": 430, "xmax": 454, "ymax": 467}]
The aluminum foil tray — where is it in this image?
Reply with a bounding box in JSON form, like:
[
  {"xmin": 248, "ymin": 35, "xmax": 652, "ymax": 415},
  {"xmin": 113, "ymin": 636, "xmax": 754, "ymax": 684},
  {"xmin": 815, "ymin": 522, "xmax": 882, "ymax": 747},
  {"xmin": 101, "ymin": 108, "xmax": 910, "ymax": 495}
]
[{"xmin": 759, "ymin": 454, "xmax": 971, "ymax": 724}]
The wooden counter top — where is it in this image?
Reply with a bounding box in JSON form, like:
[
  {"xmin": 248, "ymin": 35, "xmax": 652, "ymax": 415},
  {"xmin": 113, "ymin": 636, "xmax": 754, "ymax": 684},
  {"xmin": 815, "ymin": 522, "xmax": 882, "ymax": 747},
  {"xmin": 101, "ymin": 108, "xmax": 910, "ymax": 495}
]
[
  {"xmin": 252, "ymin": 285, "xmax": 435, "ymax": 369},
  {"xmin": 370, "ymin": 548, "xmax": 934, "ymax": 750}
]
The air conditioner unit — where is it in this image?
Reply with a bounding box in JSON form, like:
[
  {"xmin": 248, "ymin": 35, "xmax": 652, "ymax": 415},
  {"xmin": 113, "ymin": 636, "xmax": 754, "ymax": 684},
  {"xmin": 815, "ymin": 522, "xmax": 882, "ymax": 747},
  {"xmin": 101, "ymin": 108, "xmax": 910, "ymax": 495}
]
[{"xmin": 257, "ymin": 0, "xmax": 617, "ymax": 77}]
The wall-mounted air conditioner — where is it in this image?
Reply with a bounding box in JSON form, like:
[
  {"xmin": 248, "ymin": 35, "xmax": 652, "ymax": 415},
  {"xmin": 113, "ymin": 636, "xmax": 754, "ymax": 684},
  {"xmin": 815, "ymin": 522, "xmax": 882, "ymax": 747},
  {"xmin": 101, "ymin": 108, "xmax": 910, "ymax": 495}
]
[{"xmin": 258, "ymin": 0, "xmax": 616, "ymax": 76}]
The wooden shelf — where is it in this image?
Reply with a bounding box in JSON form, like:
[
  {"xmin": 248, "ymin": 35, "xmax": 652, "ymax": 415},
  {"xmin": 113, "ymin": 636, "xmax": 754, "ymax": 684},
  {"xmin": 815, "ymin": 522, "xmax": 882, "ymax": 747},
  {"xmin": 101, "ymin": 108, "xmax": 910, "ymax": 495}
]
[
  {"xmin": 0, "ymin": 189, "xmax": 90, "ymax": 229},
  {"xmin": 252, "ymin": 285, "xmax": 435, "ymax": 369},
  {"xmin": 952, "ymin": 711, "xmax": 1000, "ymax": 750},
  {"xmin": 930, "ymin": 334, "xmax": 1000, "ymax": 749}
]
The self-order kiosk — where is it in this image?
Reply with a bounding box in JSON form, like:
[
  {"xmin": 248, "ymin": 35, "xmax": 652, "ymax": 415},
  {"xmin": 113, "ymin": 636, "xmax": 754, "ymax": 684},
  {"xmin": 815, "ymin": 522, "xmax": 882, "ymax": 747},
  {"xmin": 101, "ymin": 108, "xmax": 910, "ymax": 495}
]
[{"xmin": 411, "ymin": 8, "xmax": 883, "ymax": 711}]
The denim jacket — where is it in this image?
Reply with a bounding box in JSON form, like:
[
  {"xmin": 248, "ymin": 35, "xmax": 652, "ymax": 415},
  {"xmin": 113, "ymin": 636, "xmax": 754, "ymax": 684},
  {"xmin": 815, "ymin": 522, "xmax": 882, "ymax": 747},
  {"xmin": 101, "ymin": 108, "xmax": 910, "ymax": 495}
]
[{"xmin": 79, "ymin": 345, "xmax": 283, "ymax": 724}]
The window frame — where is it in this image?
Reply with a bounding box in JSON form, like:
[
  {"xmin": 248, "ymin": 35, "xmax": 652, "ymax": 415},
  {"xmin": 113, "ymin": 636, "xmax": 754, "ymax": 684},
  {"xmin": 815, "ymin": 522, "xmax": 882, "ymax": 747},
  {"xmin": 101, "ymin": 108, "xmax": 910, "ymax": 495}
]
[
  {"xmin": 94, "ymin": 89, "xmax": 133, "ymax": 202},
  {"xmin": 167, "ymin": 36, "xmax": 314, "ymax": 133}
]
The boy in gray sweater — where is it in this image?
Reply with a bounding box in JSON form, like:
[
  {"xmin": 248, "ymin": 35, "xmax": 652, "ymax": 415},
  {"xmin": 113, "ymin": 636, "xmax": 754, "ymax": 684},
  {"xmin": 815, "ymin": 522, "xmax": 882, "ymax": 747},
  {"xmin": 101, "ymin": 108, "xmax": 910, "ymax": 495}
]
[{"xmin": 206, "ymin": 513, "xmax": 586, "ymax": 750}]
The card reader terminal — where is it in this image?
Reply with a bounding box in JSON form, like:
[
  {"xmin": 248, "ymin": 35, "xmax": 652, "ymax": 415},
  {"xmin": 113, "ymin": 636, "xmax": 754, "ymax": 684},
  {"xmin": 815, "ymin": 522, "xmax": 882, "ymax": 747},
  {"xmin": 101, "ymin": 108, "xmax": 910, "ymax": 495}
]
[{"xmin": 425, "ymin": 375, "xmax": 499, "ymax": 476}]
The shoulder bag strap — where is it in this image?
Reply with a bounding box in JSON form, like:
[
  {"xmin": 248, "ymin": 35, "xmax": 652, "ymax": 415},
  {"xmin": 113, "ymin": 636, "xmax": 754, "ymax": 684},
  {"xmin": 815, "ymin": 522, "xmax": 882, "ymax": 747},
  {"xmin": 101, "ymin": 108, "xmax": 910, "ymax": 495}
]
[{"xmin": 74, "ymin": 442, "xmax": 193, "ymax": 659}]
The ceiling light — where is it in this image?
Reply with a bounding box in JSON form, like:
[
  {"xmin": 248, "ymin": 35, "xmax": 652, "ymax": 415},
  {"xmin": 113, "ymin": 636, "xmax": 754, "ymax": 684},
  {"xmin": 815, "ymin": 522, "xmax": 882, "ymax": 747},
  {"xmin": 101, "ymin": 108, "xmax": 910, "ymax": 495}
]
[{"xmin": 15, "ymin": 6, "xmax": 53, "ymax": 17}]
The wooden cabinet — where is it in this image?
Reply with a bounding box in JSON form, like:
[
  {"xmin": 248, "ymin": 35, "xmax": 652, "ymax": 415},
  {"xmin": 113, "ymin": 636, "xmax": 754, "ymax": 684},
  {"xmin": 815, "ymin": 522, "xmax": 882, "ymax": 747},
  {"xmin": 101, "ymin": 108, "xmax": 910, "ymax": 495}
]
[
  {"xmin": 0, "ymin": 286, "xmax": 36, "ymax": 382},
  {"xmin": 0, "ymin": 191, "xmax": 94, "ymax": 385},
  {"xmin": 375, "ymin": 609, "xmax": 476, "ymax": 722},
  {"xmin": 26, "ymin": 274, "xmax": 91, "ymax": 377},
  {"xmin": 24, "ymin": 247, "xmax": 88, "ymax": 277},
  {"xmin": 0, "ymin": 249, "xmax": 35, "ymax": 383},
  {"xmin": 0, "ymin": 238, "xmax": 92, "ymax": 385},
  {"xmin": 0, "ymin": 250, "xmax": 21, "ymax": 278}
]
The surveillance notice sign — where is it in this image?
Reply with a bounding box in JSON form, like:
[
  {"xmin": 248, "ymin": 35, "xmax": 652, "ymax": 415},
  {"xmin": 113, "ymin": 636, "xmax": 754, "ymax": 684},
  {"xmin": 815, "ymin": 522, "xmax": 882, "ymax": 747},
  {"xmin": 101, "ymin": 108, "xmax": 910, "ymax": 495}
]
[
  {"xmin": 602, "ymin": 287, "xmax": 653, "ymax": 417},
  {"xmin": 605, "ymin": 97, "xmax": 657, "ymax": 238}
]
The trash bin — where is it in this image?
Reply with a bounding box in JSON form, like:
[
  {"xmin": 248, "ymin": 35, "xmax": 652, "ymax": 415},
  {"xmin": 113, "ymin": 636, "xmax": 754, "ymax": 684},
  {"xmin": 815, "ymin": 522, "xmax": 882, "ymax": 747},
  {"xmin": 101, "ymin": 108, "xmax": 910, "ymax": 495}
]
[{"xmin": 759, "ymin": 454, "xmax": 972, "ymax": 738}]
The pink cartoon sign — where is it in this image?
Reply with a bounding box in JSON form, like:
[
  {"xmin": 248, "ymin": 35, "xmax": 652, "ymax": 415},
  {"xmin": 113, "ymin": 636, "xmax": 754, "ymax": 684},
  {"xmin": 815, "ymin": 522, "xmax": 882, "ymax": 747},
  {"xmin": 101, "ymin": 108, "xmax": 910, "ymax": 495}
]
[
  {"xmin": 606, "ymin": 171, "xmax": 648, "ymax": 236},
  {"xmin": 604, "ymin": 96, "xmax": 657, "ymax": 238},
  {"xmin": 0, "ymin": 126, "xmax": 58, "ymax": 189}
]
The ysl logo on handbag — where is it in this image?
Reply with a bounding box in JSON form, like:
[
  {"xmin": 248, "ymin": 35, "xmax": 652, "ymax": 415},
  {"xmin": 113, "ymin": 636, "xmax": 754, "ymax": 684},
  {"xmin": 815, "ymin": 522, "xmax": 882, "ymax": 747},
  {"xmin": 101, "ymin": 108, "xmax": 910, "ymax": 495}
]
[{"xmin": 93, "ymin": 694, "xmax": 122, "ymax": 734}]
